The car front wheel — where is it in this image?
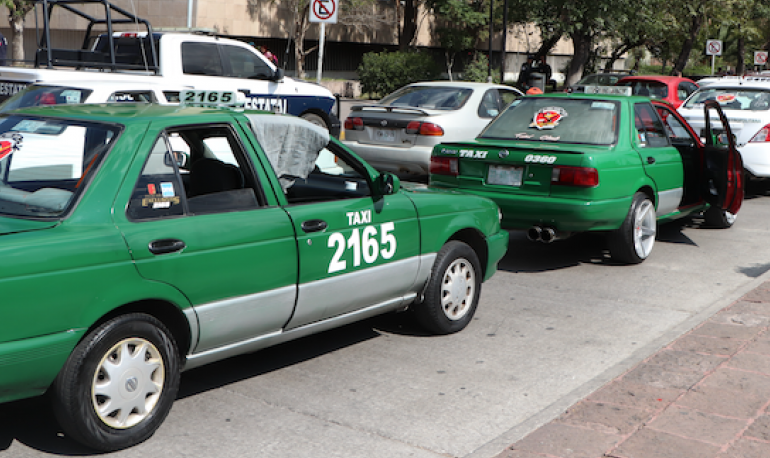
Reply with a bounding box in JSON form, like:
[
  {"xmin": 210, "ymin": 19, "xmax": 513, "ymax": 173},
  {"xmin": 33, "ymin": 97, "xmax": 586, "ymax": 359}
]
[
  {"xmin": 413, "ymin": 241, "xmax": 482, "ymax": 334},
  {"xmin": 703, "ymin": 206, "xmax": 736, "ymax": 228},
  {"xmin": 608, "ymin": 192, "xmax": 656, "ymax": 264},
  {"xmin": 51, "ymin": 313, "xmax": 180, "ymax": 451}
]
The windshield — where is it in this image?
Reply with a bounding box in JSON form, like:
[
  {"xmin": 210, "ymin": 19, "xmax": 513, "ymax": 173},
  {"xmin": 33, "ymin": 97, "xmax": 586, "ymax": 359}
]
[
  {"xmin": 479, "ymin": 98, "xmax": 619, "ymax": 145},
  {"xmin": 1, "ymin": 85, "xmax": 93, "ymax": 112},
  {"xmin": 682, "ymin": 87, "xmax": 770, "ymax": 111},
  {"xmin": 617, "ymin": 80, "xmax": 668, "ymax": 99},
  {"xmin": 577, "ymin": 74, "xmax": 625, "ymax": 86},
  {"xmin": 0, "ymin": 115, "xmax": 120, "ymax": 218},
  {"xmin": 378, "ymin": 85, "xmax": 473, "ymax": 110}
]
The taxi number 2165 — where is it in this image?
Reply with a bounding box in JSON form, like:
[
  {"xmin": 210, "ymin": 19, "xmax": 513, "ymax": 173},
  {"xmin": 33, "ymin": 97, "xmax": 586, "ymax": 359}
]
[{"xmin": 328, "ymin": 222, "xmax": 397, "ymax": 273}]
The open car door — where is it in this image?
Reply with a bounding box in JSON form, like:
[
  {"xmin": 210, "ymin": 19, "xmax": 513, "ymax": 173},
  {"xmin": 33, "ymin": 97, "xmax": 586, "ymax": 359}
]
[{"xmin": 702, "ymin": 99, "xmax": 744, "ymax": 216}]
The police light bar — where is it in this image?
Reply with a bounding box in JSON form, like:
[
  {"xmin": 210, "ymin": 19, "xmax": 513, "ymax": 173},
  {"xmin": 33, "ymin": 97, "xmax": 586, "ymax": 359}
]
[{"xmin": 582, "ymin": 86, "xmax": 633, "ymax": 96}]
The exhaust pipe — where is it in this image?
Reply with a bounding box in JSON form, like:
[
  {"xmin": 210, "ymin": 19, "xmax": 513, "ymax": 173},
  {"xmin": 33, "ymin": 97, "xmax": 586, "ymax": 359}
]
[
  {"xmin": 527, "ymin": 226, "xmax": 543, "ymax": 242},
  {"xmin": 540, "ymin": 227, "xmax": 557, "ymax": 243}
]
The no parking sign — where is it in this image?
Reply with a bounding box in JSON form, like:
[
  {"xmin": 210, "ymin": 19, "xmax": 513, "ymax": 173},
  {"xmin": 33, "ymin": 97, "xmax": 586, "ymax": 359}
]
[
  {"xmin": 309, "ymin": 0, "xmax": 338, "ymax": 23},
  {"xmin": 755, "ymin": 51, "xmax": 768, "ymax": 66}
]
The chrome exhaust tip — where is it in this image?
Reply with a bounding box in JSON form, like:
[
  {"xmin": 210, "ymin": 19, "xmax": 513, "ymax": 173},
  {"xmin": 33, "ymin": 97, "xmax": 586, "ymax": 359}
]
[{"xmin": 527, "ymin": 226, "xmax": 543, "ymax": 242}]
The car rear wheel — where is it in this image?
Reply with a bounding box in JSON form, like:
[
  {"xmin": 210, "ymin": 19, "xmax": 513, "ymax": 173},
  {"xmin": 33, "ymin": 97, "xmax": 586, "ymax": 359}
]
[
  {"xmin": 413, "ymin": 241, "xmax": 481, "ymax": 334},
  {"xmin": 608, "ymin": 192, "xmax": 656, "ymax": 264},
  {"xmin": 301, "ymin": 112, "xmax": 329, "ymax": 130},
  {"xmin": 51, "ymin": 313, "xmax": 180, "ymax": 451},
  {"xmin": 703, "ymin": 206, "xmax": 736, "ymax": 228}
]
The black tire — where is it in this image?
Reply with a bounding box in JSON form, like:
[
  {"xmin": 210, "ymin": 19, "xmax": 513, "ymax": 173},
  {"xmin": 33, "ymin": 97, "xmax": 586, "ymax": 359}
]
[
  {"xmin": 607, "ymin": 192, "xmax": 656, "ymax": 264},
  {"xmin": 413, "ymin": 241, "xmax": 482, "ymax": 334},
  {"xmin": 703, "ymin": 206, "xmax": 736, "ymax": 228},
  {"xmin": 51, "ymin": 314, "xmax": 180, "ymax": 451},
  {"xmin": 301, "ymin": 112, "xmax": 329, "ymax": 130}
]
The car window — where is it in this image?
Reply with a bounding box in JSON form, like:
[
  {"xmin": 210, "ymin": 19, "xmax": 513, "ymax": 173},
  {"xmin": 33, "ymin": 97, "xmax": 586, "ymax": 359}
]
[
  {"xmin": 655, "ymin": 105, "xmax": 693, "ymax": 142},
  {"xmin": 683, "ymin": 87, "xmax": 770, "ymax": 111},
  {"xmin": 379, "ymin": 86, "xmax": 473, "ymax": 110},
  {"xmin": 619, "ymin": 81, "xmax": 668, "ymax": 99},
  {"xmin": 284, "ymin": 141, "xmax": 371, "ymax": 204},
  {"xmin": 478, "ymin": 90, "xmax": 502, "ymax": 118},
  {"xmin": 500, "ymin": 89, "xmax": 520, "ymax": 107},
  {"xmin": 0, "ymin": 86, "xmax": 93, "ymax": 112},
  {"xmin": 634, "ymin": 103, "xmax": 670, "ymax": 148},
  {"xmin": 677, "ymin": 82, "xmax": 698, "ymax": 100},
  {"xmin": 181, "ymin": 42, "xmax": 224, "ymax": 76},
  {"xmin": 127, "ymin": 124, "xmax": 262, "ymax": 220},
  {"xmin": 220, "ymin": 44, "xmax": 273, "ymax": 79},
  {"xmin": 479, "ymin": 97, "xmax": 619, "ymax": 145},
  {"xmin": 108, "ymin": 91, "xmax": 156, "ymax": 103}
]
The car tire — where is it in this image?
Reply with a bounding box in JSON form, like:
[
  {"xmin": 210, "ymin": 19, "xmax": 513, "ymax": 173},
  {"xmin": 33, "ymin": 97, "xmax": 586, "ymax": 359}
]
[
  {"xmin": 413, "ymin": 241, "xmax": 482, "ymax": 334},
  {"xmin": 608, "ymin": 192, "xmax": 656, "ymax": 264},
  {"xmin": 703, "ymin": 206, "xmax": 736, "ymax": 228},
  {"xmin": 301, "ymin": 112, "xmax": 329, "ymax": 131},
  {"xmin": 51, "ymin": 313, "xmax": 180, "ymax": 451}
]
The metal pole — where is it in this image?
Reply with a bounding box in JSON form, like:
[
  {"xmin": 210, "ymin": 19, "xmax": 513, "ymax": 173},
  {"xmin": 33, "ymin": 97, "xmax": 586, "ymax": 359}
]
[
  {"xmin": 187, "ymin": 0, "xmax": 193, "ymax": 28},
  {"xmin": 317, "ymin": 22, "xmax": 326, "ymax": 84},
  {"xmin": 487, "ymin": 0, "xmax": 494, "ymax": 80},
  {"xmin": 500, "ymin": 0, "xmax": 508, "ymax": 83}
]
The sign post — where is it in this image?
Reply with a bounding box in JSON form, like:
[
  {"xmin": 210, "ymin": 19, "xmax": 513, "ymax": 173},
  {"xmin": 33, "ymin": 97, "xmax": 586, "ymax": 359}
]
[
  {"xmin": 309, "ymin": 0, "xmax": 338, "ymax": 84},
  {"xmin": 706, "ymin": 40, "xmax": 722, "ymax": 75}
]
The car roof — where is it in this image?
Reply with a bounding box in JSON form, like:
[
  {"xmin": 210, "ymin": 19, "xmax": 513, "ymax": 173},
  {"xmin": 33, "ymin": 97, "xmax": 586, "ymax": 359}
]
[
  {"xmin": 528, "ymin": 93, "xmax": 650, "ymax": 103},
  {"xmin": 693, "ymin": 77, "xmax": 770, "ymax": 90},
  {"xmin": 406, "ymin": 81, "xmax": 520, "ymax": 91},
  {"xmin": 28, "ymin": 80, "xmax": 181, "ymax": 91},
  {"xmin": 5, "ymin": 103, "xmax": 253, "ymax": 125},
  {"xmin": 618, "ymin": 75, "xmax": 696, "ymax": 84}
]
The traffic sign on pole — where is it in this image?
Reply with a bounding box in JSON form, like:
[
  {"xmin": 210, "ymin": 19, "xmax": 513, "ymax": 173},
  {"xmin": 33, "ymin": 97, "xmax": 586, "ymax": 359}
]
[
  {"xmin": 755, "ymin": 51, "xmax": 768, "ymax": 66},
  {"xmin": 706, "ymin": 40, "xmax": 722, "ymax": 56},
  {"xmin": 309, "ymin": 0, "xmax": 338, "ymax": 23}
]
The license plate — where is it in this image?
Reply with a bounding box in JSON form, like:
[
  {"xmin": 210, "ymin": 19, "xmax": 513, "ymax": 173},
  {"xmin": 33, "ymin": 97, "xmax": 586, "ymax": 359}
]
[
  {"xmin": 375, "ymin": 129, "xmax": 397, "ymax": 142},
  {"xmin": 487, "ymin": 165, "xmax": 523, "ymax": 186}
]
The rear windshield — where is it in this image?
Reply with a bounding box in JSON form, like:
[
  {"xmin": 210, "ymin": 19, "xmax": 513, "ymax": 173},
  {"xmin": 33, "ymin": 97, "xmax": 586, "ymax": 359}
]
[
  {"xmin": 479, "ymin": 98, "xmax": 619, "ymax": 145},
  {"xmin": 1, "ymin": 86, "xmax": 93, "ymax": 112},
  {"xmin": 617, "ymin": 80, "xmax": 668, "ymax": 99},
  {"xmin": 378, "ymin": 86, "xmax": 473, "ymax": 110},
  {"xmin": 0, "ymin": 115, "xmax": 120, "ymax": 218},
  {"xmin": 682, "ymin": 87, "xmax": 770, "ymax": 111},
  {"xmin": 578, "ymin": 74, "xmax": 625, "ymax": 86}
]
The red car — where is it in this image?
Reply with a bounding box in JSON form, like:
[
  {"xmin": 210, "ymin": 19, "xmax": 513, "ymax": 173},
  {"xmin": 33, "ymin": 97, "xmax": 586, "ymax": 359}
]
[{"xmin": 616, "ymin": 75, "xmax": 699, "ymax": 108}]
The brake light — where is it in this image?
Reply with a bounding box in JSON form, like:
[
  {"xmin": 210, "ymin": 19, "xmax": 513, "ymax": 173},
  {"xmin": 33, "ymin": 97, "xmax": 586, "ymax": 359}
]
[
  {"xmin": 551, "ymin": 166, "xmax": 599, "ymax": 187},
  {"xmin": 430, "ymin": 156, "xmax": 458, "ymax": 176},
  {"xmin": 406, "ymin": 121, "xmax": 444, "ymax": 136},
  {"xmin": 120, "ymin": 32, "xmax": 139, "ymax": 38},
  {"xmin": 750, "ymin": 124, "xmax": 770, "ymax": 142},
  {"xmin": 344, "ymin": 117, "xmax": 364, "ymax": 131}
]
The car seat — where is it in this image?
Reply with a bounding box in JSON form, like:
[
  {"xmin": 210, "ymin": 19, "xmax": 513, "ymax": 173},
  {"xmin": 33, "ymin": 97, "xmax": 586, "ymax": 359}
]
[{"xmin": 188, "ymin": 158, "xmax": 244, "ymax": 197}]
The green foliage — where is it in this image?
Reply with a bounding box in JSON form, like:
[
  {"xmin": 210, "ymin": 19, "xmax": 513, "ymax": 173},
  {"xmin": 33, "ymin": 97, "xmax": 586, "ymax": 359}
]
[
  {"xmin": 462, "ymin": 53, "xmax": 497, "ymax": 82},
  {"xmin": 357, "ymin": 51, "xmax": 440, "ymax": 98}
]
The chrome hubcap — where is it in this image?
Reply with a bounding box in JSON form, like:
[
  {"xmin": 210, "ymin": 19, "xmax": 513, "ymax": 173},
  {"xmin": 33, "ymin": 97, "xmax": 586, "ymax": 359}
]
[
  {"xmin": 440, "ymin": 258, "xmax": 476, "ymax": 321},
  {"xmin": 633, "ymin": 200, "xmax": 656, "ymax": 259}
]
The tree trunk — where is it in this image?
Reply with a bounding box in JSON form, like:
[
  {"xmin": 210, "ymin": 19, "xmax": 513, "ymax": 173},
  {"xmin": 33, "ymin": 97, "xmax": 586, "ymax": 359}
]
[
  {"xmin": 671, "ymin": 14, "xmax": 702, "ymax": 75},
  {"xmin": 9, "ymin": 13, "xmax": 24, "ymax": 65},
  {"xmin": 399, "ymin": 0, "xmax": 418, "ymax": 50},
  {"xmin": 293, "ymin": 2, "xmax": 311, "ymax": 79},
  {"xmin": 565, "ymin": 30, "xmax": 592, "ymax": 87},
  {"xmin": 736, "ymin": 34, "xmax": 745, "ymax": 75}
]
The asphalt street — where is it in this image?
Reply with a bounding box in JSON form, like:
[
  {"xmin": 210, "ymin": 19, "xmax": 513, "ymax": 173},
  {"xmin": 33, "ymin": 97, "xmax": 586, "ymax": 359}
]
[{"xmin": 3, "ymin": 182, "xmax": 770, "ymax": 457}]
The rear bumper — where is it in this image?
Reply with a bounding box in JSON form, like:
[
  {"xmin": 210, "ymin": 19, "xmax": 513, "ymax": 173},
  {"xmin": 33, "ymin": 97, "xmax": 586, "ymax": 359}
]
[
  {"xmin": 443, "ymin": 189, "xmax": 632, "ymax": 232},
  {"xmin": 342, "ymin": 141, "xmax": 432, "ymax": 175},
  {"xmin": 739, "ymin": 143, "xmax": 770, "ymax": 178},
  {"xmin": 0, "ymin": 329, "xmax": 82, "ymax": 404}
]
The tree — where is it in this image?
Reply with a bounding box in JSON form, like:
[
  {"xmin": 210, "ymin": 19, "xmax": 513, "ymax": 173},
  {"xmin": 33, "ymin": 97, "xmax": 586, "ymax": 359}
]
[
  {"xmin": 1, "ymin": 0, "xmax": 36, "ymax": 65},
  {"xmin": 429, "ymin": 0, "xmax": 487, "ymax": 79}
]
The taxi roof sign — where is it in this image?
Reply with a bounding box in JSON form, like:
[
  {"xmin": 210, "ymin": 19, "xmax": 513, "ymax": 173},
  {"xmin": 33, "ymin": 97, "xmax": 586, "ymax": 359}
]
[{"xmin": 583, "ymin": 86, "xmax": 633, "ymax": 96}]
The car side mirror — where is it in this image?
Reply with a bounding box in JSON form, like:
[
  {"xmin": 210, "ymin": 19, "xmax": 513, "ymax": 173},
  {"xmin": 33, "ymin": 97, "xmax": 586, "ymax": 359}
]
[
  {"xmin": 164, "ymin": 151, "xmax": 189, "ymax": 169},
  {"xmin": 271, "ymin": 68, "xmax": 285, "ymax": 82},
  {"xmin": 376, "ymin": 172, "xmax": 400, "ymax": 196}
]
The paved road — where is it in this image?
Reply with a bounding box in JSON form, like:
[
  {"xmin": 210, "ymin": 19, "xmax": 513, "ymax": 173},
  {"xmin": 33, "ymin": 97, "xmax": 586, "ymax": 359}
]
[{"xmin": 3, "ymin": 185, "xmax": 770, "ymax": 458}]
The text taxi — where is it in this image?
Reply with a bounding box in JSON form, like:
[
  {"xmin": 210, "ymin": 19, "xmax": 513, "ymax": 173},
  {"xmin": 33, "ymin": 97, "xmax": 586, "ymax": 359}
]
[
  {"xmin": 0, "ymin": 98, "xmax": 507, "ymax": 450},
  {"xmin": 430, "ymin": 91, "xmax": 743, "ymax": 264}
]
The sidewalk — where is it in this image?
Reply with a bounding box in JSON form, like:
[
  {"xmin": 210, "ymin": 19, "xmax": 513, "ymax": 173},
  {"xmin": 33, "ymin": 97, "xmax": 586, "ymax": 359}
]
[{"xmin": 496, "ymin": 280, "xmax": 770, "ymax": 458}]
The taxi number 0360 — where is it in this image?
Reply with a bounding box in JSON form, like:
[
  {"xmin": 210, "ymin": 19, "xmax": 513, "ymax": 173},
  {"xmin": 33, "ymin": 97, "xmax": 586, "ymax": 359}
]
[{"xmin": 328, "ymin": 222, "xmax": 397, "ymax": 273}]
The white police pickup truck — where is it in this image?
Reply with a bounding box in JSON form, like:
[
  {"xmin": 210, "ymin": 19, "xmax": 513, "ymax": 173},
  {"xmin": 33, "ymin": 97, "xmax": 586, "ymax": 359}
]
[{"xmin": 0, "ymin": 0, "xmax": 339, "ymax": 135}]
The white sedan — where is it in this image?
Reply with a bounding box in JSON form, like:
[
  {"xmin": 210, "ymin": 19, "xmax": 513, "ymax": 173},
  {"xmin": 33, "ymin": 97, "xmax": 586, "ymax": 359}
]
[
  {"xmin": 678, "ymin": 77, "xmax": 770, "ymax": 178},
  {"xmin": 342, "ymin": 81, "xmax": 522, "ymax": 178}
]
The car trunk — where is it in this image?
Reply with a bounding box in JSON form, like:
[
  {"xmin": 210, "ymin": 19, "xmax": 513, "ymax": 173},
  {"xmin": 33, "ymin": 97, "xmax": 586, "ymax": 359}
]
[{"xmin": 346, "ymin": 106, "xmax": 439, "ymax": 149}]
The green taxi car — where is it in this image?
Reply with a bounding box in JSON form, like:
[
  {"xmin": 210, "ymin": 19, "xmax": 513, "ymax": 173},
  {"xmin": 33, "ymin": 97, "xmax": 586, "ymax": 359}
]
[
  {"xmin": 430, "ymin": 93, "xmax": 743, "ymax": 264},
  {"xmin": 0, "ymin": 102, "xmax": 507, "ymax": 450}
]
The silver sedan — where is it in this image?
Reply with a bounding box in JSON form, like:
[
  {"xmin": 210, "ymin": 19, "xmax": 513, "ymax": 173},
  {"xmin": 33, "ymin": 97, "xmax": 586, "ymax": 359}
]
[{"xmin": 342, "ymin": 81, "xmax": 522, "ymax": 178}]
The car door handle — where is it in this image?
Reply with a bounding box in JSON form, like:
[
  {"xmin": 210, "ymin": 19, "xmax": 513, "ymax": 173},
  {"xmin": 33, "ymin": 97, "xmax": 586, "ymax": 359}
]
[
  {"xmin": 148, "ymin": 238, "xmax": 186, "ymax": 255},
  {"xmin": 301, "ymin": 219, "xmax": 328, "ymax": 233},
  {"xmin": 647, "ymin": 157, "xmax": 656, "ymax": 164}
]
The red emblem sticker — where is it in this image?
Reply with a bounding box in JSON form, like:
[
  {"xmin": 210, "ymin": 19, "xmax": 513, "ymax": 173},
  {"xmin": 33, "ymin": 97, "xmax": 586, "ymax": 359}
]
[
  {"xmin": 531, "ymin": 107, "xmax": 568, "ymax": 130},
  {"xmin": 147, "ymin": 183, "xmax": 156, "ymax": 195},
  {"xmin": 0, "ymin": 141, "xmax": 13, "ymax": 160},
  {"xmin": 716, "ymin": 94, "xmax": 736, "ymax": 103}
]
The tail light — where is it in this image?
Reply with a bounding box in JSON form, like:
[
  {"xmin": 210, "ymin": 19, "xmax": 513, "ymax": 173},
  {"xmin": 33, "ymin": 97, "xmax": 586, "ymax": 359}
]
[
  {"xmin": 750, "ymin": 124, "xmax": 770, "ymax": 142},
  {"xmin": 430, "ymin": 156, "xmax": 458, "ymax": 176},
  {"xmin": 406, "ymin": 121, "xmax": 444, "ymax": 136},
  {"xmin": 551, "ymin": 166, "xmax": 599, "ymax": 187},
  {"xmin": 344, "ymin": 117, "xmax": 364, "ymax": 131}
]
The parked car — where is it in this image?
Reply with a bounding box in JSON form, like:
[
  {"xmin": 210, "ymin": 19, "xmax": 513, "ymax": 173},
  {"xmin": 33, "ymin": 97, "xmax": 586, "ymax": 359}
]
[
  {"xmin": 616, "ymin": 75, "xmax": 699, "ymax": 108},
  {"xmin": 342, "ymin": 81, "xmax": 523, "ymax": 178},
  {"xmin": 565, "ymin": 71, "xmax": 634, "ymax": 93},
  {"xmin": 0, "ymin": 80, "xmax": 183, "ymax": 112},
  {"xmin": 0, "ymin": 100, "xmax": 508, "ymax": 451},
  {"xmin": 678, "ymin": 77, "xmax": 770, "ymax": 179},
  {"xmin": 430, "ymin": 92, "xmax": 743, "ymax": 264}
]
